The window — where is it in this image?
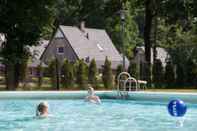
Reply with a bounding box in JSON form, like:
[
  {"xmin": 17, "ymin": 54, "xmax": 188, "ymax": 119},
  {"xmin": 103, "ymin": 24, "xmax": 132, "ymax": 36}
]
[
  {"xmin": 85, "ymin": 56, "xmax": 90, "ymax": 63},
  {"xmin": 57, "ymin": 47, "xmax": 64, "ymax": 54},
  {"xmin": 97, "ymin": 44, "xmax": 104, "ymax": 52}
]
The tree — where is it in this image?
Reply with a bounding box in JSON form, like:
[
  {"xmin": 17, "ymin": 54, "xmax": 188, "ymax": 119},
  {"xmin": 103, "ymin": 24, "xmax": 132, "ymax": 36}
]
[
  {"xmin": 143, "ymin": 0, "xmax": 154, "ymax": 84},
  {"xmin": 61, "ymin": 59, "xmax": 74, "ymax": 88},
  {"xmin": 37, "ymin": 64, "xmax": 44, "ymax": 88},
  {"xmin": 115, "ymin": 64, "xmax": 123, "ymax": 85},
  {"xmin": 176, "ymin": 64, "xmax": 185, "ymax": 87},
  {"xmin": 0, "ymin": 0, "xmax": 56, "ymax": 90},
  {"xmin": 164, "ymin": 61, "xmax": 175, "ymax": 88},
  {"xmin": 105, "ymin": 0, "xmax": 142, "ymax": 59},
  {"xmin": 19, "ymin": 58, "xmax": 29, "ymax": 87},
  {"xmin": 55, "ymin": 0, "xmax": 141, "ymax": 59},
  {"xmin": 128, "ymin": 61, "xmax": 139, "ymax": 79},
  {"xmin": 102, "ymin": 57, "xmax": 113, "ymax": 89},
  {"xmin": 47, "ymin": 59, "xmax": 57, "ymax": 89},
  {"xmin": 152, "ymin": 59, "xmax": 164, "ymax": 87},
  {"xmin": 76, "ymin": 60, "xmax": 88, "ymax": 89},
  {"xmin": 185, "ymin": 59, "xmax": 196, "ymax": 86},
  {"xmin": 88, "ymin": 59, "xmax": 97, "ymax": 88}
]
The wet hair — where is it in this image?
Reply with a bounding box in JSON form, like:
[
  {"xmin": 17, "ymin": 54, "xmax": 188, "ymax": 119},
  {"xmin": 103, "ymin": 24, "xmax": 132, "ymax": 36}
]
[
  {"xmin": 36, "ymin": 102, "xmax": 48, "ymax": 116},
  {"xmin": 88, "ymin": 86, "xmax": 94, "ymax": 96}
]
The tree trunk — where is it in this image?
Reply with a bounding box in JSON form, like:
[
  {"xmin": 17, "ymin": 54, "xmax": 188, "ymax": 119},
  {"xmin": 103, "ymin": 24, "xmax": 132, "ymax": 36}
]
[
  {"xmin": 153, "ymin": 16, "xmax": 157, "ymax": 63},
  {"xmin": 144, "ymin": 0, "xmax": 154, "ymax": 84},
  {"xmin": 6, "ymin": 63, "xmax": 20, "ymax": 90},
  {"xmin": 144, "ymin": 0, "xmax": 153, "ymax": 63}
]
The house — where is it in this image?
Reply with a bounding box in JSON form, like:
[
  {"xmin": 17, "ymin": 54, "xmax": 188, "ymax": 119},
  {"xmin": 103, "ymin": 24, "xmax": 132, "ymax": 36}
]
[
  {"xmin": 40, "ymin": 22, "xmax": 129, "ymax": 70},
  {"xmin": 0, "ymin": 34, "xmax": 5, "ymax": 74},
  {"xmin": 0, "ymin": 34, "xmax": 48, "ymax": 77},
  {"xmin": 27, "ymin": 40, "xmax": 48, "ymax": 77},
  {"xmin": 132, "ymin": 46, "xmax": 169, "ymax": 79},
  {"xmin": 0, "ymin": 23, "xmax": 128, "ymax": 77},
  {"xmin": 133, "ymin": 46, "xmax": 169, "ymax": 67}
]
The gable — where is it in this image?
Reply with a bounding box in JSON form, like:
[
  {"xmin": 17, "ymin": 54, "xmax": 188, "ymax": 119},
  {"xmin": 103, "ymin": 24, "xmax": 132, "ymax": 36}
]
[
  {"xmin": 40, "ymin": 29, "xmax": 78, "ymax": 63},
  {"xmin": 59, "ymin": 26, "xmax": 125, "ymax": 62}
]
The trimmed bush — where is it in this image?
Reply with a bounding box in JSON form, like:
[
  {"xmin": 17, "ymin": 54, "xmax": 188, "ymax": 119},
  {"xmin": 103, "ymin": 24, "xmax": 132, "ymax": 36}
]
[
  {"xmin": 128, "ymin": 61, "xmax": 139, "ymax": 79},
  {"xmin": 88, "ymin": 59, "xmax": 98, "ymax": 87},
  {"xmin": 37, "ymin": 64, "xmax": 44, "ymax": 88},
  {"xmin": 164, "ymin": 61, "xmax": 175, "ymax": 88},
  {"xmin": 19, "ymin": 59, "xmax": 28, "ymax": 83},
  {"xmin": 61, "ymin": 59, "xmax": 74, "ymax": 88},
  {"xmin": 185, "ymin": 60, "xmax": 196, "ymax": 86},
  {"xmin": 102, "ymin": 57, "xmax": 113, "ymax": 89},
  {"xmin": 152, "ymin": 59, "xmax": 164, "ymax": 88},
  {"xmin": 47, "ymin": 59, "xmax": 57, "ymax": 89},
  {"xmin": 176, "ymin": 64, "xmax": 185, "ymax": 87},
  {"xmin": 76, "ymin": 60, "xmax": 88, "ymax": 89},
  {"xmin": 115, "ymin": 64, "xmax": 123, "ymax": 85}
]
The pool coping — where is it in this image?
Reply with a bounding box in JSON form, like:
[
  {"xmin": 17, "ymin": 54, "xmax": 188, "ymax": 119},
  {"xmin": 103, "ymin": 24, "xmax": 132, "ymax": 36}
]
[{"xmin": 0, "ymin": 91, "xmax": 197, "ymax": 103}]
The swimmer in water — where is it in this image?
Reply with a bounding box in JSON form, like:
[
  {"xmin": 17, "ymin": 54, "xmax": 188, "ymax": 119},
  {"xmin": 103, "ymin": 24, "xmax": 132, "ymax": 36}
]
[
  {"xmin": 85, "ymin": 86, "xmax": 101, "ymax": 104},
  {"xmin": 36, "ymin": 102, "xmax": 49, "ymax": 118}
]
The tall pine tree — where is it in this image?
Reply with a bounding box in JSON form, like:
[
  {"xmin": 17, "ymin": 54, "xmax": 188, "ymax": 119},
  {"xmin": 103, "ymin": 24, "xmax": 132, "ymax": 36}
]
[{"xmin": 102, "ymin": 57, "xmax": 113, "ymax": 89}]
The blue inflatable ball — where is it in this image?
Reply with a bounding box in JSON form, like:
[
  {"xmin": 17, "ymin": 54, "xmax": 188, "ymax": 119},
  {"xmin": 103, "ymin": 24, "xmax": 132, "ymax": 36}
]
[{"xmin": 168, "ymin": 99, "xmax": 187, "ymax": 117}]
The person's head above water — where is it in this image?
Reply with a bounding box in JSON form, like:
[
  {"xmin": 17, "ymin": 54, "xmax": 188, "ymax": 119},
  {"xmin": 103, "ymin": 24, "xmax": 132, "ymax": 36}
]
[
  {"xmin": 87, "ymin": 86, "xmax": 95, "ymax": 96},
  {"xmin": 36, "ymin": 101, "xmax": 49, "ymax": 116}
]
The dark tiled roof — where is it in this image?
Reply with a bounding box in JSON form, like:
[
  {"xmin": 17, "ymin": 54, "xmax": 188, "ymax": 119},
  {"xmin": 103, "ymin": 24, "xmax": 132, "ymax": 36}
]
[{"xmin": 59, "ymin": 25, "xmax": 129, "ymax": 68}]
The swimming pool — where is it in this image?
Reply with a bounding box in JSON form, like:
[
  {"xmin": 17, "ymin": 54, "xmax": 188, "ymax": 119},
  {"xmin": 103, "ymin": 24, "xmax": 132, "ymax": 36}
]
[{"xmin": 0, "ymin": 99, "xmax": 197, "ymax": 131}]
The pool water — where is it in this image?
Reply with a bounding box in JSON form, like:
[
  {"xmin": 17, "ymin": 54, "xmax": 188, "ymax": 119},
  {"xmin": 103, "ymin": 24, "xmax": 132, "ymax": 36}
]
[{"xmin": 0, "ymin": 99, "xmax": 196, "ymax": 131}]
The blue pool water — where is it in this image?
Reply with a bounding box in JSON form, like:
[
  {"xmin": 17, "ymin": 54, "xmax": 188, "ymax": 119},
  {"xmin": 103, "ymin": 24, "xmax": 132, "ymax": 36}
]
[{"xmin": 0, "ymin": 99, "xmax": 197, "ymax": 131}]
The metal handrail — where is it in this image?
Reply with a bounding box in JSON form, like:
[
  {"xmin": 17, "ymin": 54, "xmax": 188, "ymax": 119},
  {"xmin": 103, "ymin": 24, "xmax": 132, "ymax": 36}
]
[
  {"xmin": 123, "ymin": 77, "xmax": 138, "ymax": 91},
  {"xmin": 117, "ymin": 72, "xmax": 131, "ymax": 97}
]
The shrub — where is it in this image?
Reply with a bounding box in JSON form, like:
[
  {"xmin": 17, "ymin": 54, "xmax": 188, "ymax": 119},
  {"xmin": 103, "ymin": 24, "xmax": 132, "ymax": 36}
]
[
  {"xmin": 19, "ymin": 59, "xmax": 28, "ymax": 83},
  {"xmin": 185, "ymin": 60, "xmax": 196, "ymax": 86},
  {"xmin": 102, "ymin": 57, "xmax": 113, "ymax": 89},
  {"xmin": 47, "ymin": 59, "xmax": 58, "ymax": 89},
  {"xmin": 76, "ymin": 60, "xmax": 88, "ymax": 89},
  {"xmin": 176, "ymin": 64, "xmax": 185, "ymax": 87},
  {"xmin": 128, "ymin": 61, "xmax": 139, "ymax": 79},
  {"xmin": 115, "ymin": 64, "xmax": 123, "ymax": 85},
  {"xmin": 61, "ymin": 59, "xmax": 74, "ymax": 88},
  {"xmin": 88, "ymin": 59, "xmax": 98, "ymax": 87},
  {"xmin": 37, "ymin": 64, "xmax": 44, "ymax": 88},
  {"xmin": 152, "ymin": 59, "xmax": 164, "ymax": 88},
  {"xmin": 164, "ymin": 61, "xmax": 175, "ymax": 88}
]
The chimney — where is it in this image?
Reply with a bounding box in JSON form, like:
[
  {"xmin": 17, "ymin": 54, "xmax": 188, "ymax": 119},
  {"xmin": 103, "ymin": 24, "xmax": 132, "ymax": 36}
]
[{"xmin": 80, "ymin": 21, "xmax": 86, "ymax": 32}]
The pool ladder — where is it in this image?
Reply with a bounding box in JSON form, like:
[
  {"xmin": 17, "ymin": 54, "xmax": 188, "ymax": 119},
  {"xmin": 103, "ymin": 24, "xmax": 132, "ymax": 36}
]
[{"xmin": 117, "ymin": 72, "xmax": 138, "ymax": 99}]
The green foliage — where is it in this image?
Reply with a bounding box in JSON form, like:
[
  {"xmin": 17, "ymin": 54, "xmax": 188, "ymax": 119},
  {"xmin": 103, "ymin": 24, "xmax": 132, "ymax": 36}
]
[
  {"xmin": 115, "ymin": 64, "xmax": 123, "ymax": 85},
  {"xmin": 102, "ymin": 57, "xmax": 113, "ymax": 89},
  {"xmin": 105, "ymin": 1, "xmax": 142, "ymax": 59},
  {"xmin": 0, "ymin": 0, "xmax": 56, "ymax": 62},
  {"xmin": 19, "ymin": 59, "xmax": 28, "ymax": 82},
  {"xmin": 76, "ymin": 60, "xmax": 88, "ymax": 89},
  {"xmin": 164, "ymin": 61, "xmax": 175, "ymax": 88},
  {"xmin": 55, "ymin": 0, "xmax": 141, "ymax": 59},
  {"xmin": 61, "ymin": 59, "xmax": 74, "ymax": 88},
  {"xmin": 0, "ymin": 0, "xmax": 56, "ymax": 89},
  {"xmin": 128, "ymin": 61, "xmax": 139, "ymax": 79},
  {"xmin": 1, "ymin": 0, "xmax": 197, "ymax": 90},
  {"xmin": 185, "ymin": 60, "xmax": 197, "ymax": 86},
  {"xmin": 88, "ymin": 59, "xmax": 97, "ymax": 88},
  {"xmin": 152, "ymin": 59, "xmax": 164, "ymax": 88},
  {"xmin": 47, "ymin": 59, "xmax": 57, "ymax": 89},
  {"xmin": 175, "ymin": 64, "xmax": 185, "ymax": 87},
  {"xmin": 37, "ymin": 64, "xmax": 44, "ymax": 87}
]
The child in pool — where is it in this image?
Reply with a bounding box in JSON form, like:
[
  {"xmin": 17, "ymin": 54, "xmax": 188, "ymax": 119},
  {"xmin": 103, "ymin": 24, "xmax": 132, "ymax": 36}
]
[
  {"xmin": 36, "ymin": 102, "xmax": 49, "ymax": 117},
  {"xmin": 85, "ymin": 86, "xmax": 101, "ymax": 104}
]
